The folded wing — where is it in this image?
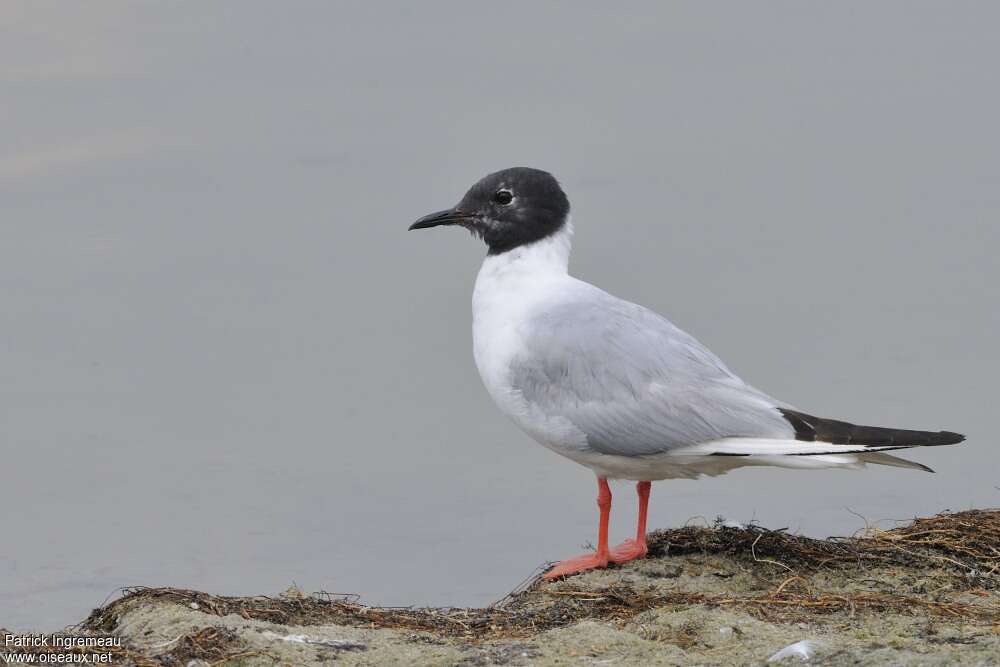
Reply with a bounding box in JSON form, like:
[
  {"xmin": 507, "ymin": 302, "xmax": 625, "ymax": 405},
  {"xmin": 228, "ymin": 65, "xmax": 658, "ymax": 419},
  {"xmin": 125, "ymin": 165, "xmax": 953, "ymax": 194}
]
[{"xmin": 511, "ymin": 284, "xmax": 963, "ymax": 458}]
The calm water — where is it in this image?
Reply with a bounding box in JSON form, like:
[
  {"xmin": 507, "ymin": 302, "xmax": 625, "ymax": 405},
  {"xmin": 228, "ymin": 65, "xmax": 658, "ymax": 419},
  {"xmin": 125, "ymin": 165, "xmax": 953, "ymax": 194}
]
[{"xmin": 2, "ymin": 3, "xmax": 998, "ymax": 630}]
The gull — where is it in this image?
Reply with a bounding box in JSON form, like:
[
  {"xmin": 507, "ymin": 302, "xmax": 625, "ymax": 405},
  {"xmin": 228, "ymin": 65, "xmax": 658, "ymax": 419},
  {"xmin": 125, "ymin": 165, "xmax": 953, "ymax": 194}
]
[{"xmin": 408, "ymin": 167, "xmax": 964, "ymax": 579}]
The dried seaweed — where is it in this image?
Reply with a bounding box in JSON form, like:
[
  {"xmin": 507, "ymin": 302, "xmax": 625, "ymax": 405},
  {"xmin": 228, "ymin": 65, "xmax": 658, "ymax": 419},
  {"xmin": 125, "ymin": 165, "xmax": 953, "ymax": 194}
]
[
  {"xmin": 648, "ymin": 508, "xmax": 1000, "ymax": 582},
  {"xmin": 76, "ymin": 508, "xmax": 999, "ymax": 650}
]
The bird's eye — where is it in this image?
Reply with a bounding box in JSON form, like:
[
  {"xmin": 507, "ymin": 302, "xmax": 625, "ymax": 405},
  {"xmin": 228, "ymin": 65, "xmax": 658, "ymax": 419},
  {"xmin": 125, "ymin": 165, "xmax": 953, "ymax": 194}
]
[{"xmin": 494, "ymin": 189, "xmax": 514, "ymax": 205}]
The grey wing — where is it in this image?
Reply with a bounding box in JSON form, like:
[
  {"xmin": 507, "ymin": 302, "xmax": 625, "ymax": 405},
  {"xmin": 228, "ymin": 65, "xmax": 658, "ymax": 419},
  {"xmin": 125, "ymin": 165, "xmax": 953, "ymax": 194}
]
[{"xmin": 510, "ymin": 289, "xmax": 794, "ymax": 456}]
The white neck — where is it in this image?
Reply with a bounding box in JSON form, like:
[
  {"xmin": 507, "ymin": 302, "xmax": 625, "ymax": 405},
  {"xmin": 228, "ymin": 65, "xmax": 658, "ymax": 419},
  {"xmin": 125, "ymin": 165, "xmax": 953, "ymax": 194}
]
[{"xmin": 478, "ymin": 217, "xmax": 574, "ymax": 280}]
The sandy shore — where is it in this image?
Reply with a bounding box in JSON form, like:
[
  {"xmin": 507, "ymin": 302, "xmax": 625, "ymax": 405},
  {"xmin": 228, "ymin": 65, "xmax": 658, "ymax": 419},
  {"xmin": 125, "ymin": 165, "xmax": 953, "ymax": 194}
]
[{"xmin": 4, "ymin": 509, "xmax": 998, "ymax": 666}]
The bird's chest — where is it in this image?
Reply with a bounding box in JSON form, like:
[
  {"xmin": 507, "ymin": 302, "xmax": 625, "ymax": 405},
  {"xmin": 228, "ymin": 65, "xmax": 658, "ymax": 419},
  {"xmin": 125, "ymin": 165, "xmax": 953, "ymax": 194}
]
[
  {"xmin": 470, "ymin": 266, "xmax": 590, "ymax": 451},
  {"xmin": 471, "ymin": 271, "xmax": 539, "ymax": 407}
]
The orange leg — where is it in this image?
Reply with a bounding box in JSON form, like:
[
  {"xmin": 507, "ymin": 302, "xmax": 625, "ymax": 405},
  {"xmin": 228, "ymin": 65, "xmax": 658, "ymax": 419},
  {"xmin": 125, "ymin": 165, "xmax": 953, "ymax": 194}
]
[
  {"xmin": 609, "ymin": 481, "xmax": 651, "ymax": 563},
  {"xmin": 543, "ymin": 478, "xmax": 612, "ymax": 579}
]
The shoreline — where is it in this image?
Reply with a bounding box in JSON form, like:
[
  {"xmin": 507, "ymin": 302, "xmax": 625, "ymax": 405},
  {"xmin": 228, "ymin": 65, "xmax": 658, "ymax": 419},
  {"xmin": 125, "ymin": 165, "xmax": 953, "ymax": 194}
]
[{"xmin": 4, "ymin": 509, "xmax": 998, "ymax": 665}]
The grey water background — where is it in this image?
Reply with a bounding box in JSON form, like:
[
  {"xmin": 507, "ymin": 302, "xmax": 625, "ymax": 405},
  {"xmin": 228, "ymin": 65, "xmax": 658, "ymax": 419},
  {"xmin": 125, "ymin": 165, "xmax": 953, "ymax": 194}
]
[{"xmin": 2, "ymin": 2, "xmax": 997, "ymax": 630}]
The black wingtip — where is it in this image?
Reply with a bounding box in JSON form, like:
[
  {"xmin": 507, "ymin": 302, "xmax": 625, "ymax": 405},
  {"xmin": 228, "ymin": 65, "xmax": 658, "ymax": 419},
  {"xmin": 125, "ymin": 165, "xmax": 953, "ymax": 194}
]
[
  {"xmin": 938, "ymin": 431, "xmax": 965, "ymax": 446},
  {"xmin": 779, "ymin": 409, "xmax": 966, "ymax": 448}
]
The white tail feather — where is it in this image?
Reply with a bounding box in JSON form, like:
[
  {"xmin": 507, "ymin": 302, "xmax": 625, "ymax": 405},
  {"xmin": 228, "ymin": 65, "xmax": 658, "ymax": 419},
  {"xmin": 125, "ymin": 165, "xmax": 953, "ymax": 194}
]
[{"xmin": 673, "ymin": 437, "xmax": 907, "ymax": 457}]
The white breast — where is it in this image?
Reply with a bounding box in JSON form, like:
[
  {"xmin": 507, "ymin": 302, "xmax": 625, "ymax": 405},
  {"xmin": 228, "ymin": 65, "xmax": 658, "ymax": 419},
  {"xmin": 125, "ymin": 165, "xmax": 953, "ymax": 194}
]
[{"xmin": 471, "ymin": 222, "xmax": 591, "ymax": 454}]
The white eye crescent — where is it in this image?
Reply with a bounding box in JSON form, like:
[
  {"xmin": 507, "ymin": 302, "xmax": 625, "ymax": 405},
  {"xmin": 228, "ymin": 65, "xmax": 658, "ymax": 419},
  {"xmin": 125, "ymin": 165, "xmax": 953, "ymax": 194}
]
[{"xmin": 493, "ymin": 189, "xmax": 514, "ymax": 205}]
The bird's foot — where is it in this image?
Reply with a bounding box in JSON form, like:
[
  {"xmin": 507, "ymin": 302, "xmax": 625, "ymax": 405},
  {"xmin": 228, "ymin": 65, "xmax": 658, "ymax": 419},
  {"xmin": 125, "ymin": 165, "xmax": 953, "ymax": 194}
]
[
  {"xmin": 609, "ymin": 538, "xmax": 647, "ymax": 564},
  {"xmin": 543, "ymin": 551, "xmax": 610, "ymax": 579}
]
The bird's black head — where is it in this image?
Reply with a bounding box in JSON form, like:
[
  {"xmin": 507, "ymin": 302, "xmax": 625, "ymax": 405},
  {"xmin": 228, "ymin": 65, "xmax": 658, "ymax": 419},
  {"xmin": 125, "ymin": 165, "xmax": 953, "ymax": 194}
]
[{"xmin": 409, "ymin": 167, "xmax": 570, "ymax": 255}]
